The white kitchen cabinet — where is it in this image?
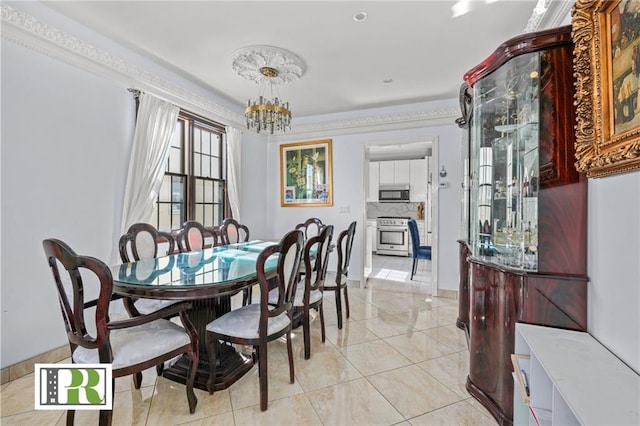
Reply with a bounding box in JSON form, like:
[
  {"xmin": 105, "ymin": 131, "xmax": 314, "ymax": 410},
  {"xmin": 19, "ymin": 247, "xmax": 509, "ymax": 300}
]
[
  {"xmin": 378, "ymin": 160, "xmax": 411, "ymax": 186},
  {"xmin": 394, "ymin": 160, "xmax": 410, "ymax": 184},
  {"xmin": 368, "ymin": 162, "xmax": 379, "ymax": 201},
  {"xmin": 513, "ymin": 323, "xmax": 639, "ymax": 426},
  {"xmin": 378, "ymin": 161, "xmax": 395, "ymax": 185},
  {"xmin": 410, "ymin": 159, "xmax": 427, "ymax": 201}
]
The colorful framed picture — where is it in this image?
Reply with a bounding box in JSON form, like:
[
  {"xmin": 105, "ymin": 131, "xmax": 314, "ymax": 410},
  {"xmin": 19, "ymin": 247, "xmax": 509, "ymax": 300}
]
[
  {"xmin": 280, "ymin": 139, "xmax": 333, "ymax": 207},
  {"xmin": 572, "ymin": 0, "xmax": 640, "ymax": 177}
]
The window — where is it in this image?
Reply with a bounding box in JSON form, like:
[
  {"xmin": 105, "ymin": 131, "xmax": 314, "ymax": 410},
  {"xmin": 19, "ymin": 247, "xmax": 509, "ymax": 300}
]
[{"xmin": 152, "ymin": 111, "xmax": 227, "ymax": 231}]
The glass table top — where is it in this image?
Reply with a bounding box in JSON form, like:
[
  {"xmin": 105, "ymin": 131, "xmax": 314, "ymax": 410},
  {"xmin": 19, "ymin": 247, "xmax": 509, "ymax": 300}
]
[{"xmin": 111, "ymin": 240, "xmax": 279, "ymax": 288}]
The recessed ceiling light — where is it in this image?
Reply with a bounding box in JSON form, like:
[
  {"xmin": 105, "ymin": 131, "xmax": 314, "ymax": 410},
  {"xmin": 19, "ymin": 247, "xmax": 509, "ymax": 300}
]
[
  {"xmin": 383, "ymin": 78, "xmax": 393, "ymax": 84},
  {"xmin": 353, "ymin": 11, "xmax": 368, "ymax": 22}
]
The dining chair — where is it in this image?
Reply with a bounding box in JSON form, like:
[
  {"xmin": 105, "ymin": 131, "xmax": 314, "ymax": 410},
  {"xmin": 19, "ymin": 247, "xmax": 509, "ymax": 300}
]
[
  {"xmin": 205, "ymin": 229, "xmax": 303, "ymax": 411},
  {"xmin": 408, "ymin": 219, "xmax": 432, "ymax": 280},
  {"xmin": 118, "ymin": 223, "xmax": 178, "ymax": 316},
  {"xmin": 43, "ymin": 238, "xmax": 199, "ymax": 426},
  {"xmin": 219, "ymin": 218, "xmax": 254, "ymax": 304},
  {"xmin": 293, "ymin": 224, "xmax": 333, "ymax": 359},
  {"xmin": 323, "ymin": 221, "xmax": 356, "ymax": 329},
  {"xmin": 295, "ymin": 217, "xmax": 323, "ymax": 240},
  {"xmin": 177, "ymin": 220, "xmax": 217, "ymax": 252},
  {"xmin": 220, "ymin": 218, "xmax": 250, "ymax": 245},
  {"xmin": 268, "ymin": 225, "xmax": 333, "ymax": 358}
]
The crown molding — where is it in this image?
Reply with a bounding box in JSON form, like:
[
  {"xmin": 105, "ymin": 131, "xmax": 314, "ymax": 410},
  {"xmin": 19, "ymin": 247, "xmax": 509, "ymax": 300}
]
[
  {"xmin": 0, "ymin": 4, "xmax": 245, "ymax": 127},
  {"xmin": 269, "ymin": 107, "xmax": 459, "ymax": 143},
  {"xmin": 525, "ymin": 0, "xmax": 573, "ymax": 32},
  {"xmin": 1, "ymin": 4, "xmax": 459, "ymax": 139}
]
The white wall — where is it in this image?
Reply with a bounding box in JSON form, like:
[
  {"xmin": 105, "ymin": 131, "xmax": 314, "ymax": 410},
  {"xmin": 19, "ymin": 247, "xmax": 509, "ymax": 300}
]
[
  {"xmin": 1, "ymin": 40, "xmax": 135, "ymax": 366},
  {"xmin": 587, "ymin": 172, "xmax": 640, "ymax": 373},
  {"xmin": 237, "ymin": 131, "xmax": 269, "ymax": 239},
  {"xmin": 263, "ymin": 115, "xmax": 463, "ymax": 292}
]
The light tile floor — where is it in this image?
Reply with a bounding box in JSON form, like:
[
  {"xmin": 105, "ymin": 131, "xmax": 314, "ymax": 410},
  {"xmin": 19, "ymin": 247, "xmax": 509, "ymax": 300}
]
[{"xmin": 0, "ymin": 255, "xmax": 496, "ymax": 425}]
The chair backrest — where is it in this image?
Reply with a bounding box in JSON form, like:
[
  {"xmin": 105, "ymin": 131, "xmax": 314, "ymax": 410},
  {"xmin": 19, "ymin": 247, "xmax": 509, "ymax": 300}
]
[
  {"xmin": 336, "ymin": 221, "xmax": 357, "ymax": 277},
  {"xmin": 295, "ymin": 217, "xmax": 323, "ymax": 240},
  {"xmin": 119, "ymin": 223, "xmax": 175, "ymax": 262},
  {"xmin": 408, "ymin": 219, "xmax": 420, "ymax": 254},
  {"xmin": 303, "ymin": 225, "xmax": 334, "ymax": 296},
  {"xmin": 177, "ymin": 221, "xmax": 216, "ymax": 252},
  {"xmin": 220, "ymin": 218, "xmax": 250, "ymax": 245},
  {"xmin": 256, "ymin": 230, "xmax": 303, "ymax": 330},
  {"xmin": 43, "ymin": 238, "xmax": 113, "ymax": 360}
]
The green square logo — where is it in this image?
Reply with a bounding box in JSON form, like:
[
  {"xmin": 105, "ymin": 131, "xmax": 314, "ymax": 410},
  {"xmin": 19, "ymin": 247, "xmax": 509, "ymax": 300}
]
[{"xmin": 34, "ymin": 364, "xmax": 112, "ymax": 410}]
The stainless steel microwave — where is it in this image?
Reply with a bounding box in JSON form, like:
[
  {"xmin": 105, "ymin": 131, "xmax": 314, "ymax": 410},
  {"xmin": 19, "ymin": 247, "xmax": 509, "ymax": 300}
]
[{"xmin": 379, "ymin": 184, "xmax": 410, "ymax": 202}]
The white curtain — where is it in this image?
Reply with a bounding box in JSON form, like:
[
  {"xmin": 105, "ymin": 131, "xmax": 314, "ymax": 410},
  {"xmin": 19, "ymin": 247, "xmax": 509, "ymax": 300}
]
[
  {"xmin": 226, "ymin": 126, "xmax": 242, "ymax": 222},
  {"xmin": 121, "ymin": 93, "xmax": 179, "ymax": 233}
]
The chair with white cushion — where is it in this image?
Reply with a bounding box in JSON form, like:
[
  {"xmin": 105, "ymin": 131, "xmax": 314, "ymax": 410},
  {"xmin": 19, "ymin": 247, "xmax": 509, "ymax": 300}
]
[
  {"xmin": 205, "ymin": 229, "xmax": 303, "ymax": 411},
  {"xmin": 295, "ymin": 217, "xmax": 323, "ymax": 240},
  {"xmin": 293, "ymin": 225, "xmax": 333, "ymax": 359},
  {"xmin": 220, "ymin": 218, "xmax": 250, "ymax": 245},
  {"xmin": 268, "ymin": 225, "xmax": 333, "ymax": 359},
  {"xmin": 118, "ymin": 223, "xmax": 177, "ymax": 316},
  {"xmin": 323, "ymin": 221, "xmax": 356, "ymax": 329},
  {"xmin": 177, "ymin": 220, "xmax": 217, "ymax": 252},
  {"xmin": 43, "ymin": 238, "xmax": 198, "ymax": 426}
]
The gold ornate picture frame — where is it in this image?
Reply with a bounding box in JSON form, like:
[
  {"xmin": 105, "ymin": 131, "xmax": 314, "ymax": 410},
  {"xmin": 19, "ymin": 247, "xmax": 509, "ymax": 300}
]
[
  {"xmin": 280, "ymin": 139, "xmax": 333, "ymax": 207},
  {"xmin": 572, "ymin": 0, "xmax": 640, "ymax": 177}
]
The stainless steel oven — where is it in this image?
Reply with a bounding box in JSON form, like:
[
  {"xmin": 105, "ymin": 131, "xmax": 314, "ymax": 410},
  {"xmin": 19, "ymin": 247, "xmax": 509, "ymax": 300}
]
[{"xmin": 376, "ymin": 217, "xmax": 409, "ymax": 256}]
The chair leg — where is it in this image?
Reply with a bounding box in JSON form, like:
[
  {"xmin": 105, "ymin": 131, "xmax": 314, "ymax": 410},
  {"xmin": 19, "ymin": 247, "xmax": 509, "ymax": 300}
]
[
  {"xmin": 411, "ymin": 258, "xmax": 417, "ymax": 280},
  {"xmin": 156, "ymin": 362, "xmax": 164, "ymax": 377},
  {"xmin": 186, "ymin": 350, "xmax": 198, "ymax": 414},
  {"xmin": 258, "ymin": 344, "xmax": 268, "ymax": 411},
  {"xmin": 286, "ymin": 328, "xmax": 294, "ymax": 383},
  {"xmin": 133, "ymin": 371, "xmax": 142, "ymax": 389},
  {"xmin": 205, "ymin": 333, "xmax": 218, "ymax": 395},
  {"xmin": 319, "ymin": 303, "xmax": 326, "ymax": 343},
  {"xmin": 343, "ymin": 286, "xmax": 350, "ymax": 319},
  {"xmin": 242, "ymin": 286, "xmax": 253, "ymax": 306},
  {"xmin": 303, "ymin": 308, "xmax": 311, "ymax": 360},
  {"xmin": 66, "ymin": 410, "xmax": 75, "ymax": 426},
  {"xmin": 335, "ymin": 289, "xmax": 343, "ymax": 329},
  {"xmin": 98, "ymin": 409, "xmax": 112, "ymax": 426}
]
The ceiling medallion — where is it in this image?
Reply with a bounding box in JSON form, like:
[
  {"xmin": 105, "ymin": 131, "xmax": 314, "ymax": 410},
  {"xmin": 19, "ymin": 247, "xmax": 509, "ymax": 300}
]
[
  {"xmin": 232, "ymin": 46, "xmax": 305, "ymax": 135},
  {"xmin": 232, "ymin": 45, "xmax": 305, "ymax": 85}
]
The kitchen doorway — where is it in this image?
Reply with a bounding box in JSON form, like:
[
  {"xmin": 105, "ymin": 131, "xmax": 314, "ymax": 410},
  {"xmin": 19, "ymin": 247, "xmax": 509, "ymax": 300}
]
[{"xmin": 361, "ymin": 138, "xmax": 439, "ymax": 296}]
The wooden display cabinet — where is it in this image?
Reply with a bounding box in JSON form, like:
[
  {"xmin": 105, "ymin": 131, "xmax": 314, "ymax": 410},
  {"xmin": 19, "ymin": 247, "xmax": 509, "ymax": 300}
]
[{"xmin": 459, "ymin": 26, "xmax": 588, "ymax": 425}]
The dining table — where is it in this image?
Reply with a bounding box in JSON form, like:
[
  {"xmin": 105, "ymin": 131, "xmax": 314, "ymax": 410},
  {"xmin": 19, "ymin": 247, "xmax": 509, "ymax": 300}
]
[{"xmin": 110, "ymin": 240, "xmax": 284, "ymax": 391}]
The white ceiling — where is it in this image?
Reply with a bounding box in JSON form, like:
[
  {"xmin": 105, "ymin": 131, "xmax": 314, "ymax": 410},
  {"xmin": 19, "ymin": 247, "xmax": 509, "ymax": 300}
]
[{"xmin": 40, "ymin": 0, "xmax": 553, "ymax": 119}]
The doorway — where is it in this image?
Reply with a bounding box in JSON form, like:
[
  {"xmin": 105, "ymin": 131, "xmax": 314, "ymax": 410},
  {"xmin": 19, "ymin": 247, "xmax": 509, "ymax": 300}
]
[{"xmin": 361, "ymin": 138, "xmax": 439, "ymax": 296}]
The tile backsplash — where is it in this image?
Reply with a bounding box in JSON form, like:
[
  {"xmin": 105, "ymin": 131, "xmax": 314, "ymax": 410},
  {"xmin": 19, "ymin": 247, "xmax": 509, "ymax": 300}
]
[{"xmin": 367, "ymin": 202, "xmax": 423, "ymax": 219}]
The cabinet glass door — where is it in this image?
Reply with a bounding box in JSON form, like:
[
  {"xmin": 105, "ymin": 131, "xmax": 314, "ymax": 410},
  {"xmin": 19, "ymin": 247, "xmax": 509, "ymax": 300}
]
[{"xmin": 470, "ymin": 51, "xmax": 540, "ymax": 270}]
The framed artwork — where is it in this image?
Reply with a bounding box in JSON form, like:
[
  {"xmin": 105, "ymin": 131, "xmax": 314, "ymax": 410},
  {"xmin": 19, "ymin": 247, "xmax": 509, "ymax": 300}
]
[
  {"xmin": 280, "ymin": 139, "xmax": 333, "ymax": 207},
  {"xmin": 573, "ymin": 0, "xmax": 640, "ymax": 177}
]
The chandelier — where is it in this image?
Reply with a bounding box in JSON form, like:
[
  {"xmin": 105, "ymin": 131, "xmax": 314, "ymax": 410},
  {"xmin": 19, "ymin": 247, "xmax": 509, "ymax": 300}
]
[
  {"xmin": 232, "ymin": 46, "xmax": 305, "ymax": 135},
  {"xmin": 245, "ymin": 67, "xmax": 291, "ymax": 134}
]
